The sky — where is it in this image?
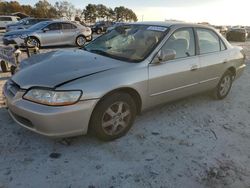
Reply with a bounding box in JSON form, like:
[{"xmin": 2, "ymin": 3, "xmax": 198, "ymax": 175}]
[{"xmin": 15, "ymin": 0, "xmax": 249, "ymax": 25}]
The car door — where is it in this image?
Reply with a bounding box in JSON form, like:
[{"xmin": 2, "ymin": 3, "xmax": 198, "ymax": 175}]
[
  {"xmin": 61, "ymin": 23, "xmax": 77, "ymax": 45},
  {"xmin": 39, "ymin": 23, "xmax": 63, "ymax": 46},
  {"xmin": 148, "ymin": 27, "xmax": 201, "ymax": 106},
  {"xmin": 195, "ymin": 28, "xmax": 228, "ymax": 90}
]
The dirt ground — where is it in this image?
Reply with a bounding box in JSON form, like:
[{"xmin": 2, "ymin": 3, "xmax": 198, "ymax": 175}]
[{"xmin": 0, "ymin": 40, "xmax": 250, "ymax": 188}]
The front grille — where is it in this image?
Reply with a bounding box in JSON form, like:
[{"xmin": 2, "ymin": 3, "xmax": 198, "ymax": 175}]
[{"xmin": 5, "ymin": 80, "xmax": 20, "ymax": 98}]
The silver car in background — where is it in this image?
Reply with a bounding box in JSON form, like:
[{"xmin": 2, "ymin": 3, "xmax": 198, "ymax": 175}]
[
  {"xmin": 3, "ymin": 20, "xmax": 92, "ymax": 47},
  {"xmin": 6, "ymin": 18, "xmax": 52, "ymax": 32},
  {"xmin": 3, "ymin": 22, "xmax": 246, "ymax": 141}
]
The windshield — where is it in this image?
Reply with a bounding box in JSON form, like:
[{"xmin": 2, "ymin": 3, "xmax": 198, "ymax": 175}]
[
  {"xmin": 29, "ymin": 21, "xmax": 50, "ymax": 30},
  {"xmin": 84, "ymin": 25, "xmax": 168, "ymax": 62},
  {"xmin": 18, "ymin": 17, "xmax": 31, "ymax": 24}
]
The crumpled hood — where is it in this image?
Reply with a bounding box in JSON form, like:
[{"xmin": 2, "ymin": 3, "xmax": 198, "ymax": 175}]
[{"xmin": 12, "ymin": 49, "xmax": 126, "ymax": 89}]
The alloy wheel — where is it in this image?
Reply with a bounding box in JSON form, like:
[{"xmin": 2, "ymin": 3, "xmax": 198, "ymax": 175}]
[
  {"xmin": 76, "ymin": 36, "xmax": 86, "ymax": 47},
  {"xmin": 101, "ymin": 101, "xmax": 131, "ymax": 136},
  {"xmin": 219, "ymin": 75, "xmax": 231, "ymax": 96}
]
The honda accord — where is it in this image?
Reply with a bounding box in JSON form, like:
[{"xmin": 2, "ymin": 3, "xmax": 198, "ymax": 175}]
[{"xmin": 3, "ymin": 22, "xmax": 246, "ymax": 141}]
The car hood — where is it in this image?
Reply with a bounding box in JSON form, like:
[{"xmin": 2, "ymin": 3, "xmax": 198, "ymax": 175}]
[
  {"xmin": 12, "ymin": 49, "xmax": 127, "ymax": 89},
  {"xmin": 4, "ymin": 29, "xmax": 32, "ymax": 36}
]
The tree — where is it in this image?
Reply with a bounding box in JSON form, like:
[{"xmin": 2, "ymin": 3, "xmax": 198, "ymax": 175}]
[
  {"xmin": 107, "ymin": 8, "xmax": 116, "ymax": 21},
  {"xmin": 0, "ymin": 1, "xmax": 23, "ymax": 14},
  {"xmin": 54, "ymin": 1, "xmax": 76, "ymax": 20},
  {"xmin": 114, "ymin": 6, "xmax": 137, "ymax": 22},
  {"xmin": 33, "ymin": 0, "xmax": 58, "ymax": 18},
  {"xmin": 83, "ymin": 4, "xmax": 97, "ymax": 23},
  {"xmin": 96, "ymin": 4, "xmax": 108, "ymax": 20},
  {"xmin": 21, "ymin": 5, "xmax": 34, "ymax": 16}
]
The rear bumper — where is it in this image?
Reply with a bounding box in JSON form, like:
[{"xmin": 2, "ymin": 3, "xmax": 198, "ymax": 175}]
[{"xmin": 3, "ymin": 84, "xmax": 98, "ymax": 138}]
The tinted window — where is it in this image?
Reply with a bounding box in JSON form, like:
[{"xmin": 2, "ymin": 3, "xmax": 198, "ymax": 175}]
[
  {"xmin": 27, "ymin": 19, "xmax": 38, "ymax": 25},
  {"xmin": 162, "ymin": 28, "xmax": 195, "ymax": 59},
  {"xmin": 197, "ymin": 29, "xmax": 220, "ymax": 54},
  {"xmin": 62, "ymin": 23, "xmax": 76, "ymax": 30},
  {"xmin": 46, "ymin": 23, "xmax": 61, "ymax": 30},
  {"xmin": 0, "ymin": 17, "xmax": 12, "ymax": 21}
]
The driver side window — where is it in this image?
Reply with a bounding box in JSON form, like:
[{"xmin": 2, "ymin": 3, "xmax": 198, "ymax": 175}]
[{"xmin": 162, "ymin": 28, "xmax": 195, "ymax": 59}]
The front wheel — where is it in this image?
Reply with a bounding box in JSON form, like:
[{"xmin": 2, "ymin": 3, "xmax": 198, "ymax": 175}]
[
  {"xmin": 213, "ymin": 70, "xmax": 233, "ymax": 100},
  {"xmin": 26, "ymin": 37, "xmax": 40, "ymax": 48},
  {"xmin": 76, "ymin": 35, "xmax": 86, "ymax": 47},
  {"xmin": 0, "ymin": 60, "xmax": 8, "ymax": 72},
  {"xmin": 90, "ymin": 92, "xmax": 137, "ymax": 141},
  {"xmin": 96, "ymin": 28, "xmax": 102, "ymax": 34}
]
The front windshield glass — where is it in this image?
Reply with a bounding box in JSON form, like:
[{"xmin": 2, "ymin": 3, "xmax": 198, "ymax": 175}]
[
  {"xmin": 29, "ymin": 21, "xmax": 50, "ymax": 30},
  {"xmin": 84, "ymin": 25, "xmax": 168, "ymax": 62}
]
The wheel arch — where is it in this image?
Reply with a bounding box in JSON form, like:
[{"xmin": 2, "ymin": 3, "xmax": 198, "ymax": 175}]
[
  {"xmin": 28, "ymin": 36, "xmax": 41, "ymax": 46},
  {"xmin": 93, "ymin": 87, "xmax": 142, "ymax": 115}
]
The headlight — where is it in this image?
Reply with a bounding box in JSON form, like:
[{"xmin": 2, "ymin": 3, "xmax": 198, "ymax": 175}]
[{"xmin": 23, "ymin": 89, "xmax": 82, "ymax": 106}]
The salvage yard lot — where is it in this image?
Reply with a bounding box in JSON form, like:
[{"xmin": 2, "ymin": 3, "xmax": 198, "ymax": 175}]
[{"xmin": 0, "ymin": 39, "xmax": 250, "ymax": 188}]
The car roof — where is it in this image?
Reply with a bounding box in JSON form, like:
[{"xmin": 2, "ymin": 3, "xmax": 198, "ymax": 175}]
[
  {"xmin": 130, "ymin": 21, "xmax": 215, "ymax": 29},
  {"xmin": 43, "ymin": 20, "xmax": 75, "ymax": 24}
]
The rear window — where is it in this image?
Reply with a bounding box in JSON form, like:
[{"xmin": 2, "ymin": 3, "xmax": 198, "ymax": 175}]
[
  {"xmin": 0, "ymin": 17, "xmax": 12, "ymax": 21},
  {"xmin": 62, "ymin": 23, "xmax": 77, "ymax": 30},
  {"xmin": 197, "ymin": 28, "xmax": 220, "ymax": 54}
]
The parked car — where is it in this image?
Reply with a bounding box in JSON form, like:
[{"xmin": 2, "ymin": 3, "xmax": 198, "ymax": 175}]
[
  {"xmin": 6, "ymin": 18, "xmax": 52, "ymax": 32},
  {"xmin": 106, "ymin": 22, "xmax": 125, "ymax": 32},
  {"xmin": 226, "ymin": 28, "xmax": 248, "ymax": 42},
  {"xmin": 0, "ymin": 16, "xmax": 20, "ymax": 29},
  {"xmin": 246, "ymin": 26, "xmax": 250, "ymax": 38},
  {"xmin": 3, "ymin": 22, "xmax": 246, "ymax": 141},
  {"xmin": 3, "ymin": 20, "xmax": 92, "ymax": 47},
  {"xmin": 214, "ymin": 26, "xmax": 228, "ymax": 35},
  {"xmin": 91, "ymin": 21, "xmax": 115, "ymax": 34}
]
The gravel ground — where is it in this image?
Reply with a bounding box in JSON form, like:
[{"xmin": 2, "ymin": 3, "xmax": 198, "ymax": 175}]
[{"xmin": 0, "ymin": 39, "xmax": 250, "ymax": 188}]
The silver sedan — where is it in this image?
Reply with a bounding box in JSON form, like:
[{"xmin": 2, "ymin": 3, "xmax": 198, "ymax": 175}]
[
  {"xmin": 3, "ymin": 22, "xmax": 246, "ymax": 141},
  {"xmin": 3, "ymin": 20, "xmax": 92, "ymax": 47}
]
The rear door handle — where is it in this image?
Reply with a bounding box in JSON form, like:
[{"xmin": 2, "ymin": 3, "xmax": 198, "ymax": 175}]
[{"xmin": 190, "ymin": 65, "xmax": 198, "ymax": 71}]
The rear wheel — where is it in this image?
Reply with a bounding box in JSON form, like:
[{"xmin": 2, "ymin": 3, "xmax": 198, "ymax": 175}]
[
  {"xmin": 241, "ymin": 36, "xmax": 246, "ymax": 42},
  {"xmin": 10, "ymin": 65, "xmax": 17, "ymax": 75},
  {"xmin": 76, "ymin": 35, "xmax": 86, "ymax": 47},
  {"xmin": 0, "ymin": 60, "xmax": 8, "ymax": 72},
  {"xmin": 90, "ymin": 92, "xmax": 137, "ymax": 141},
  {"xmin": 213, "ymin": 70, "xmax": 233, "ymax": 99},
  {"xmin": 96, "ymin": 28, "xmax": 102, "ymax": 34}
]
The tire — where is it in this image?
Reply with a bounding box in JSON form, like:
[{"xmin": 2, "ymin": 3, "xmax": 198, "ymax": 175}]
[
  {"xmin": 26, "ymin": 37, "xmax": 40, "ymax": 48},
  {"xmin": 75, "ymin": 35, "xmax": 86, "ymax": 47},
  {"xmin": 213, "ymin": 70, "xmax": 233, "ymax": 100},
  {"xmin": 96, "ymin": 28, "xmax": 102, "ymax": 34},
  {"xmin": 90, "ymin": 92, "xmax": 137, "ymax": 141},
  {"xmin": 241, "ymin": 36, "xmax": 246, "ymax": 42},
  {"xmin": 0, "ymin": 60, "xmax": 8, "ymax": 72},
  {"xmin": 10, "ymin": 65, "xmax": 17, "ymax": 75}
]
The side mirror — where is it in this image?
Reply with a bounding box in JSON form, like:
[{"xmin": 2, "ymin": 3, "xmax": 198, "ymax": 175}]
[
  {"xmin": 42, "ymin": 28, "xmax": 49, "ymax": 32},
  {"xmin": 153, "ymin": 49, "xmax": 176, "ymax": 64}
]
